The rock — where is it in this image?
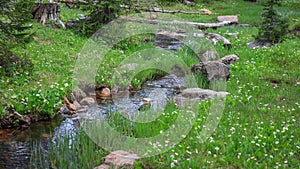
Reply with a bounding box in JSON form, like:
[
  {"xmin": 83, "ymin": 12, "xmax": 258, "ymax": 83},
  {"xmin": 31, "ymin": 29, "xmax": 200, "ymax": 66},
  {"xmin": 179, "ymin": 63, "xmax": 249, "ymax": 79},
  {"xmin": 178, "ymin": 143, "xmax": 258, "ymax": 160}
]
[
  {"xmin": 96, "ymin": 87, "xmax": 111, "ymax": 98},
  {"xmin": 72, "ymin": 87, "xmax": 87, "ymax": 101},
  {"xmin": 63, "ymin": 97, "xmax": 76, "ymax": 111},
  {"xmin": 217, "ymin": 15, "xmax": 239, "ymax": 24},
  {"xmin": 205, "ymin": 33, "xmax": 231, "ymax": 48},
  {"xmin": 247, "ymin": 40, "xmax": 274, "ymax": 48},
  {"xmin": 60, "ymin": 106, "xmax": 73, "ymax": 115},
  {"xmin": 73, "ymin": 101, "xmax": 82, "ymax": 109},
  {"xmin": 197, "ymin": 49, "xmax": 218, "ymax": 62},
  {"xmin": 225, "ymin": 32, "xmax": 239, "ymax": 38},
  {"xmin": 174, "ymin": 88, "xmax": 229, "ymax": 106},
  {"xmin": 296, "ymin": 82, "xmax": 300, "ymax": 86},
  {"xmin": 102, "ymin": 150, "xmax": 140, "ymax": 169},
  {"xmin": 183, "ymin": 0, "xmax": 195, "ymax": 6},
  {"xmin": 94, "ymin": 164, "xmax": 110, "ymax": 169},
  {"xmin": 219, "ymin": 54, "xmax": 240, "ymax": 65},
  {"xmin": 142, "ymin": 98, "xmax": 152, "ymax": 104},
  {"xmin": 202, "ymin": 8, "xmax": 212, "ymax": 15},
  {"xmin": 80, "ymin": 97, "xmax": 96, "ymax": 106},
  {"xmin": 155, "ymin": 30, "xmax": 186, "ymax": 50},
  {"xmin": 191, "ymin": 61, "xmax": 230, "ymax": 81}
]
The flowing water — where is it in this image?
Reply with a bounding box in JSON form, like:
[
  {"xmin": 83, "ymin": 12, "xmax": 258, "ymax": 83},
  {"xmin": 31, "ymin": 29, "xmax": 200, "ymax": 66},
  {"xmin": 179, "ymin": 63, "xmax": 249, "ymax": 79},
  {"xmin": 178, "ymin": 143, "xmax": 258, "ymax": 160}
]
[{"xmin": 0, "ymin": 75, "xmax": 184, "ymax": 168}]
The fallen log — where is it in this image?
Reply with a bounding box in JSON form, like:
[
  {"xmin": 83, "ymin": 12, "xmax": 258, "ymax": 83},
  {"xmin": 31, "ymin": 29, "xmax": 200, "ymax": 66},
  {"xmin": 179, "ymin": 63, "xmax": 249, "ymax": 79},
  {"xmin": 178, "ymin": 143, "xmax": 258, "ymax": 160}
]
[
  {"xmin": 119, "ymin": 16, "xmax": 234, "ymax": 29},
  {"xmin": 143, "ymin": 7, "xmax": 201, "ymax": 15}
]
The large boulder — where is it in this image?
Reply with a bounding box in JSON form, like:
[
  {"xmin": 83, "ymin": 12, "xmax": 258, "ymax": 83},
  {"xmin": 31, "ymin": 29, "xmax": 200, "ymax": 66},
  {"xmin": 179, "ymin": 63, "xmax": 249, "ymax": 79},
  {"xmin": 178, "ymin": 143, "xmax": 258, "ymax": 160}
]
[
  {"xmin": 174, "ymin": 88, "xmax": 229, "ymax": 106},
  {"xmin": 191, "ymin": 61, "xmax": 230, "ymax": 82}
]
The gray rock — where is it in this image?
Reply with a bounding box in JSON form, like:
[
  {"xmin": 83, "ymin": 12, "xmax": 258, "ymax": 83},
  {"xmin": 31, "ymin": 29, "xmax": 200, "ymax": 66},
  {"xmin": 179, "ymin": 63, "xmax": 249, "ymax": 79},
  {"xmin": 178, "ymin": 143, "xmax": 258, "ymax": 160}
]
[
  {"xmin": 191, "ymin": 61, "xmax": 230, "ymax": 81},
  {"xmin": 80, "ymin": 97, "xmax": 96, "ymax": 106},
  {"xmin": 183, "ymin": 0, "xmax": 195, "ymax": 6},
  {"xmin": 247, "ymin": 40, "xmax": 275, "ymax": 48},
  {"xmin": 197, "ymin": 49, "xmax": 218, "ymax": 62},
  {"xmin": 72, "ymin": 87, "xmax": 87, "ymax": 101},
  {"xmin": 205, "ymin": 33, "xmax": 231, "ymax": 48},
  {"xmin": 219, "ymin": 54, "xmax": 240, "ymax": 65},
  {"xmin": 217, "ymin": 15, "xmax": 239, "ymax": 24},
  {"xmin": 174, "ymin": 88, "xmax": 229, "ymax": 106},
  {"xmin": 225, "ymin": 32, "xmax": 239, "ymax": 38}
]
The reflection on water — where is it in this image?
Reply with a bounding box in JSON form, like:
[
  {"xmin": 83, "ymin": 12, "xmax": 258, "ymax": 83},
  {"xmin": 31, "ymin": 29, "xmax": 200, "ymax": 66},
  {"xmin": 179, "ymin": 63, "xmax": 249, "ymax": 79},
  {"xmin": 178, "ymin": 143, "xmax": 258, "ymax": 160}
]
[{"xmin": 0, "ymin": 120, "xmax": 61, "ymax": 169}]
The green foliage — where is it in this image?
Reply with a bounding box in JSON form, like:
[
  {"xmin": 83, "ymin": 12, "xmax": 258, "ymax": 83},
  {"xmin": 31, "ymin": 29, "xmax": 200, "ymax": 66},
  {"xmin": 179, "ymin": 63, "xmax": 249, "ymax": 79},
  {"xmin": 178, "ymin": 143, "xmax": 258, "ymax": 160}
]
[
  {"xmin": 0, "ymin": 0, "xmax": 34, "ymax": 68},
  {"xmin": 256, "ymin": 0, "xmax": 289, "ymax": 43},
  {"xmin": 31, "ymin": 130, "xmax": 107, "ymax": 169}
]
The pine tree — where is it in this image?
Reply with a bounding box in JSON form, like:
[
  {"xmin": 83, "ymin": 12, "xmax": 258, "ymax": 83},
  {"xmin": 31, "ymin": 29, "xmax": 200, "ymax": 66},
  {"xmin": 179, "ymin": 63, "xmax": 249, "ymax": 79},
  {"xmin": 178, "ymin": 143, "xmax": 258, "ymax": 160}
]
[
  {"xmin": 257, "ymin": 0, "xmax": 288, "ymax": 44},
  {"xmin": 0, "ymin": 0, "xmax": 34, "ymax": 68}
]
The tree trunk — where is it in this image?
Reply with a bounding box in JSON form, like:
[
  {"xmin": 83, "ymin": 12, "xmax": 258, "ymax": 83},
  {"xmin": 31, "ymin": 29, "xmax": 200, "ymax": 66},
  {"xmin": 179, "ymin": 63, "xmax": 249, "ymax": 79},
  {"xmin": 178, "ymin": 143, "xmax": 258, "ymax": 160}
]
[{"xmin": 30, "ymin": 2, "xmax": 62, "ymax": 25}]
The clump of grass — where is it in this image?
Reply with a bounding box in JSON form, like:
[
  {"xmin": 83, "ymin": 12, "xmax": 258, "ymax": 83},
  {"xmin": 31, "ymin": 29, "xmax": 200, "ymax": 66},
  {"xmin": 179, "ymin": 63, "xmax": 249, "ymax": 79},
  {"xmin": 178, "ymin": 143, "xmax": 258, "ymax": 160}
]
[{"xmin": 31, "ymin": 130, "xmax": 107, "ymax": 169}]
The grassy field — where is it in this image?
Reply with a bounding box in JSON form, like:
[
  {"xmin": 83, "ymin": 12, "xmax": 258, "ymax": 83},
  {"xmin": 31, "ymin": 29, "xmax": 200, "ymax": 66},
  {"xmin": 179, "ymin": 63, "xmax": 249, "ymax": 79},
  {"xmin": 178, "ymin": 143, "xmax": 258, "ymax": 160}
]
[{"xmin": 1, "ymin": 0, "xmax": 300, "ymax": 168}]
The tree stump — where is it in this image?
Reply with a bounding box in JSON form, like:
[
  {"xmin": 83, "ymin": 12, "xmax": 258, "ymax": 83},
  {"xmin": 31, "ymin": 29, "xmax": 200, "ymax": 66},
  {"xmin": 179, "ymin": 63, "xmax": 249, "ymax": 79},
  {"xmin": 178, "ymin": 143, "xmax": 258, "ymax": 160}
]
[{"xmin": 30, "ymin": 2, "xmax": 64, "ymax": 27}]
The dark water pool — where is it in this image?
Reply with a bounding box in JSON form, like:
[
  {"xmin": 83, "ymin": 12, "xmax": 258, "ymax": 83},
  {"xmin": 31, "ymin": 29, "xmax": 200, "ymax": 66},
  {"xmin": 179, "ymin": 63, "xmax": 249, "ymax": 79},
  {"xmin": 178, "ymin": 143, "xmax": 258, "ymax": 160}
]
[{"xmin": 0, "ymin": 120, "xmax": 61, "ymax": 169}]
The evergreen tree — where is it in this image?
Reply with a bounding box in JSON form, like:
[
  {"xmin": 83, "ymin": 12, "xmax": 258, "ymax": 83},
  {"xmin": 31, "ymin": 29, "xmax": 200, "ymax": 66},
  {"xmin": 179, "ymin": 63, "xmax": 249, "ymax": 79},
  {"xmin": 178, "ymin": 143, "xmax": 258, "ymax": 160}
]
[
  {"xmin": 257, "ymin": 0, "xmax": 288, "ymax": 43},
  {"xmin": 0, "ymin": 0, "xmax": 34, "ymax": 68}
]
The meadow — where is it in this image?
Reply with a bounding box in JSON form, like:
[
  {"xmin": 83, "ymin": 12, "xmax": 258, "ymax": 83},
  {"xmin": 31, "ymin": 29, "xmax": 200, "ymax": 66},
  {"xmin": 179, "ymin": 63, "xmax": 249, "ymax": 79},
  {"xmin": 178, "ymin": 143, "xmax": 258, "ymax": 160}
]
[{"xmin": 1, "ymin": 0, "xmax": 299, "ymax": 168}]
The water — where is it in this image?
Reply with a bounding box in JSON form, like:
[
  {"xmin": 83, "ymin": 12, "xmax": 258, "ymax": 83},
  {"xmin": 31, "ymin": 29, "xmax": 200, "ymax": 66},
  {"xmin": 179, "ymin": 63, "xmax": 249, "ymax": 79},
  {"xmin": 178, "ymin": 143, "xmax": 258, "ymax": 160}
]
[
  {"xmin": 0, "ymin": 75, "xmax": 183, "ymax": 168},
  {"xmin": 0, "ymin": 120, "xmax": 62, "ymax": 169}
]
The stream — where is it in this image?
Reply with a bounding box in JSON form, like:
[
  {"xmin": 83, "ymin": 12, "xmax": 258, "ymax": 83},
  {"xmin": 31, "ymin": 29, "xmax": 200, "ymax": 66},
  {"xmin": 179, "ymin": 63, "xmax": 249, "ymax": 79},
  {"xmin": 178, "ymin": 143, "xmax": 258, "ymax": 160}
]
[{"xmin": 0, "ymin": 75, "xmax": 184, "ymax": 169}]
